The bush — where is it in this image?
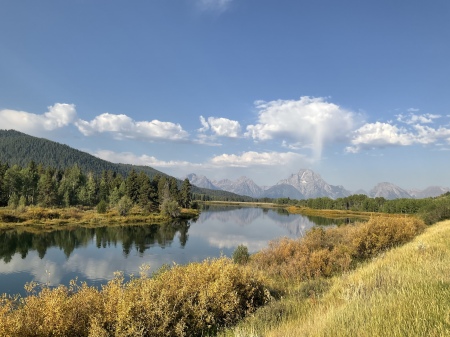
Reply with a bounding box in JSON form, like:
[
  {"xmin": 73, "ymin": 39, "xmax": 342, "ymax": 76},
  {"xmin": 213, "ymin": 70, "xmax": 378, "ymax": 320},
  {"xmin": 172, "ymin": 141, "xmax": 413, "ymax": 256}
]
[
  {"xmin": 233, "ymin": 244, "xmax": 250, "ymax": 264},
  {"xmin": 160, "ymin": 199, "xmax": 180, "ymax": 218},
  {"xmin": 96, "ymin": 200, "xmax": 108, "ymax": 214},
  {"xmin": 117, "ymin": 196, "xmax": 133, "ymax": 216},
  {"xmin": 251, "ymin": 216, "xmax": 426, "ymax": 280}
]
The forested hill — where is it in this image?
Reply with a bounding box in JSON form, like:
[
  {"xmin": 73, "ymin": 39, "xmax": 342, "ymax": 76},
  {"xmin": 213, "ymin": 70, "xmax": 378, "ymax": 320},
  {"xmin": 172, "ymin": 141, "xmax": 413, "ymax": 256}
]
[
  {"xmin": 0, "ymin": 129, "xmax": 253, "ymax": 202},
  {"xmin": 0, "ymin": 129, "xmax": 164, "ymax": 178}
]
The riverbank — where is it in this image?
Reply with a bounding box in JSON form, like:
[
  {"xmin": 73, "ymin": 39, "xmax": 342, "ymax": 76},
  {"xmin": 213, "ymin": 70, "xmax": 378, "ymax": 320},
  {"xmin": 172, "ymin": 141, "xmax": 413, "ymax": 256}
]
[
  {"xmin": 0, "ymin": 206, "xmax": 199, "ymax": 231},
  {"xmin": 0, "ymin": 214, "xmax": 433, "ymax": 336}
]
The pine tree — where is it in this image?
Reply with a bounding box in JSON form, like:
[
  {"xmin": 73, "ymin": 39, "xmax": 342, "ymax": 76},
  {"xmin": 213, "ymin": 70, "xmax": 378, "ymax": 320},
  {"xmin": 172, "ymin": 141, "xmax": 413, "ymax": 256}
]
[
  {"xmin": 180, "ymin": 178, "xmax": 192, "ymax": 208},
  {"xmin": 126, "ymin": 169, "xmax": 140, "ymax": 204}
]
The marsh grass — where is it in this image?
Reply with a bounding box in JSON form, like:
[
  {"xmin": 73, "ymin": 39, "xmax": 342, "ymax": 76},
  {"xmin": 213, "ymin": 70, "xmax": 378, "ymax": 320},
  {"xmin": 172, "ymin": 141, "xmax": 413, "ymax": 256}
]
[{"xmin": 0, "ymin": 206, "xmax": 199, "ymax": 230}]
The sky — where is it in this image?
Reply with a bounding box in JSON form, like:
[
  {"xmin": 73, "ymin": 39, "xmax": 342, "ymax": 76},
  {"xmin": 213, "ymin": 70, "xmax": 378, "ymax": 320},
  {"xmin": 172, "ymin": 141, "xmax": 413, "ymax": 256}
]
[{"xmin": 1, "ymin": 0, "xmax": 449, "ymax": 192}]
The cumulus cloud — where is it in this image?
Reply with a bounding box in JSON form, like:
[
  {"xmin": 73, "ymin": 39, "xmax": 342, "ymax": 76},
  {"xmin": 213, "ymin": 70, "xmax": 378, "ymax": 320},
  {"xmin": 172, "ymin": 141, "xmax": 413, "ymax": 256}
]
[
  {"xmin": 76, "ymin": 113, "xmax": 189, "ymax": 142},
  {"xmin": 195, "ymin": 0, "xmax": 232, "ymax": 12},
  {"xmin": 346, "ymin": 122, "xmax": 450, "ymax": 153},
  {"xmin": 0, "ymin": 103, "xmax": 76, "ymax": 135},
  {"xmin": 346, "ymin": 122, "xmax": 415, "ymax": 153},
  {"xmin": 198, "ymin": 116, "xmax": 241, "ymax": 138},
  {"xmin": 245, "ymin": 96, "xmax": 357, "ymax": 159},
  {"xmin": 210, "ymin": 151, "xmax": 306, "ymax": 167}
]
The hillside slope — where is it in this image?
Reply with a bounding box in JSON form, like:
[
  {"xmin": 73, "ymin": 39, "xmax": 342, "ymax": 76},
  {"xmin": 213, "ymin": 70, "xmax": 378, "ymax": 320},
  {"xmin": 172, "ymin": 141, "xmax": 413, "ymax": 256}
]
[
  {"xmin": 0, "ymin": 129, "xmax": 163, "ymax": 178},
  {"xmin": 0, "ymin": 129, "xmax": 250, "ymax": 201}
]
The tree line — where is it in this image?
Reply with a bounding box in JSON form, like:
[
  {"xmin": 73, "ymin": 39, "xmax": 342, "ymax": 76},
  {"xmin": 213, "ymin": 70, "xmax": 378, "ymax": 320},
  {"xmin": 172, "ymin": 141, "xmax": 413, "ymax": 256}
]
[
  {"xmin": 0, "ymin": 161, "xmax": 192, "ymax": 217},
  {"xmin": 276, "ymin": 193, "xmax": 450, "ymax": 224}
]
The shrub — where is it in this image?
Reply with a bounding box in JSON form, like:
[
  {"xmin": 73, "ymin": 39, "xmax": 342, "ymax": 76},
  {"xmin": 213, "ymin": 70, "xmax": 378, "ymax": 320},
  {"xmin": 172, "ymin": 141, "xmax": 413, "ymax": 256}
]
[
  {"xmin": 96, "ymin": 200, "xmax": 108, "ymax": 214},
  {"xmin": 251, "ymin": 216, "xmax": 426, "ymax": 281},
  {"xmin": 160, "ymin": 199, "xmax": 180, "ymax": 218},
  {"xmin": 233, "ymin": 244, "xmax": 250, "ymax": 264},
  {"xmin": 117, "ymin": 195, "xmax": 133, "ymax": 216}
]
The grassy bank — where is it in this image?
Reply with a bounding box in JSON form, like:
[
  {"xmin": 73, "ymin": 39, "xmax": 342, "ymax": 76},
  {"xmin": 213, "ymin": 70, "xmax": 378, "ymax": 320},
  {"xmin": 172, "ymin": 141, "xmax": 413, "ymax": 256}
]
[
  {"xmin": 0, "ymin": 206, "xmax": 199, "ymax": 230},
  {"xmin": 220, "ymin": 219, "xmax": 450, "ymax": 337}
]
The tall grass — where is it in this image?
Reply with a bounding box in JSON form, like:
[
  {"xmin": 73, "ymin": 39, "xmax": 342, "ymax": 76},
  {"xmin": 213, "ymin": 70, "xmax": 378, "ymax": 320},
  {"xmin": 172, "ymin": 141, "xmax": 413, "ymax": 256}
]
[{"xmin": 221, "ymin": 219, "xmax": 450, "ymax": 337}]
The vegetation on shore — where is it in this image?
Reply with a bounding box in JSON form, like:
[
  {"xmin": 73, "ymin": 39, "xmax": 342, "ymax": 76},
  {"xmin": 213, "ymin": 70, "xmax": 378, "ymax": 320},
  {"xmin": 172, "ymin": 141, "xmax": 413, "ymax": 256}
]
[
  {"xmin": 278, "ymin": 192, "xmax": 450, "ymax": 225},
  {"xmin": 0, "ymin": 205, "xmax": 198, "ymax": 231}
]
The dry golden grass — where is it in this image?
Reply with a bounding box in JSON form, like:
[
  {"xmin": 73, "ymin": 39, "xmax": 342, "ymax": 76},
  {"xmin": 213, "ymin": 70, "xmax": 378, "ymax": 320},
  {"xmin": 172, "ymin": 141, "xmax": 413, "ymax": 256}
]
[{"xmin": 220, "ymin": 219, "xmax": 450, "ymax": 337}]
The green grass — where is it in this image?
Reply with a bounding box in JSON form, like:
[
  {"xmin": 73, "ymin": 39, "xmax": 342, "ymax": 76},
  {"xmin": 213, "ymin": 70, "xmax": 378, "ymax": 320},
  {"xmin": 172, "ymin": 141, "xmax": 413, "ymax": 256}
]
[{"xmin": 219, "ymin": 220, "xmax": 450, "ymax": 337}]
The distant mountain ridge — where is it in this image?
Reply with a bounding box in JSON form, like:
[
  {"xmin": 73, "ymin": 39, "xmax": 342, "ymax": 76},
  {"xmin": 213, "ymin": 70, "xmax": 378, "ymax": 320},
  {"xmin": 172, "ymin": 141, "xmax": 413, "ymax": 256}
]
[
  {"xmin": 185, "ymin": 169, "xmax": 351, "ymax": 199},
  {"xmin": 185, "ymin": 170, "xmax": 449, "ymax": 200}
]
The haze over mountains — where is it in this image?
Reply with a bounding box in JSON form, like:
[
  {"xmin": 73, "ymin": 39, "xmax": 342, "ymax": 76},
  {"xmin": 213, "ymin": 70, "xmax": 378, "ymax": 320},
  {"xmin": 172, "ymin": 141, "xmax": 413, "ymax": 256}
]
[{"xmin": 185, "ymin": 170, "xmax": 450, "ymax": 200}]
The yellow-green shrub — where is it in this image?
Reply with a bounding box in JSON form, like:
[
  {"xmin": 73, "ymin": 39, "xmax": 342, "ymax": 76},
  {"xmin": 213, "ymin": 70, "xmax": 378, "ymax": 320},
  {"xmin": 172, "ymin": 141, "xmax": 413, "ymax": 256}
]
[{"xmin": 251, "ymin": 216, "xmax": 426, "ymax": 281}]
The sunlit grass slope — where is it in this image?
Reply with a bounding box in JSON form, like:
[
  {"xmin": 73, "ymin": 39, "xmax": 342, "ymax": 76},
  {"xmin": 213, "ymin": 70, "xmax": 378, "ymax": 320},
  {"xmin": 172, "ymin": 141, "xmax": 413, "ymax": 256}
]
[{"xmin": 223, "ymin": 220, "xmax": 450, "ymax": 337}]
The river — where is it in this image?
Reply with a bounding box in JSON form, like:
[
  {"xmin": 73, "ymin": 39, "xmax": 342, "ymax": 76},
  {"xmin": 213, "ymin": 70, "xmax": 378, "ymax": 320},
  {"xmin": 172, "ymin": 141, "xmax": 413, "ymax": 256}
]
[{"xmin": 0, "ymin": 206, "xmax": 347, "ymax": 296}]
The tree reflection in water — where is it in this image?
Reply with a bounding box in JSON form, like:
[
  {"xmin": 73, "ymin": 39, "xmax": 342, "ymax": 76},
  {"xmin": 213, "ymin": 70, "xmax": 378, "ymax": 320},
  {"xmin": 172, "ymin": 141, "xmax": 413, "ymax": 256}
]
[{"xmin": 0, "ymin": 221, "xmax": 190, "ymax": 263}]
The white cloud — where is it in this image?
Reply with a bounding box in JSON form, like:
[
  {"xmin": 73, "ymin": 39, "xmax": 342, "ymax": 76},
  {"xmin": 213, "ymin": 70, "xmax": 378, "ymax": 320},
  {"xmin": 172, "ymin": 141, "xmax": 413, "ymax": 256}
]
[
  {"xmin": 347, "ymin": 120, "xmax": 450, "ymax": 153},
  {"xmin": 346, "ymin": 122, "xmax": 415, "ymax": 153},
  {"xmin": 76, "ymin": 113, "xmax": 189, "ymax": 142},
  {"xmin": 210, "ymin": 151, "xmax": 306, "ymax": 167},
  {"xmin": 94, "ymin": 149, "xmax": 305, "ymax": 171},
  {"xmin": 245, "ymin": 96, "xmax": 357, "ymax": 159},
  {"xmin": 195, "ymin": 0, "xmax": 232, "ymax": 12},
  {"xmin": 198, "ymin": 115, "xmax": 241, "ymax": 138},
  {"xmin": 413, "ymin": 124, "xmax": 450, "ymax": 145},
  {"xmin": 396, "ymin": 112, "xmax": 441, "ymax": 125},
  {"xmin": 93, "ymin": 150, "xmax": 201, "ymax": 168},
  {"xmin": 0, "ymin": 103, "xmax": 76, "ymax": 135}
]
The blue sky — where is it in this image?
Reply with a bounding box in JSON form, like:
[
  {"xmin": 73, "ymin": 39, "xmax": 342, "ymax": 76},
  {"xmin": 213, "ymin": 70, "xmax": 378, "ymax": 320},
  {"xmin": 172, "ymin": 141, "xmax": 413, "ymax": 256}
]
[{"xmin": 1, "ymin": 0, "xmax": 449, "ymax": 191}]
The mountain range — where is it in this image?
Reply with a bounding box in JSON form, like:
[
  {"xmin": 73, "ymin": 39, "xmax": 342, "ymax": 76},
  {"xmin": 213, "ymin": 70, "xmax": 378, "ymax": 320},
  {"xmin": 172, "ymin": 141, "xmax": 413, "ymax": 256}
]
[{"xmin": 185, "ymin": 171, "xmax": 450, "ymax": 200}]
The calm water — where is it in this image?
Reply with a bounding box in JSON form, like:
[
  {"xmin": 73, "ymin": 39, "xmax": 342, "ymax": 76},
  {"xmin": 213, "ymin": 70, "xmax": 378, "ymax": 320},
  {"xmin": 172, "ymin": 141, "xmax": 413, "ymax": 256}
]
[{"xmin": 0, "ymin": 206, "xmax": 345, "ymax": 296}]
